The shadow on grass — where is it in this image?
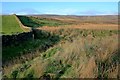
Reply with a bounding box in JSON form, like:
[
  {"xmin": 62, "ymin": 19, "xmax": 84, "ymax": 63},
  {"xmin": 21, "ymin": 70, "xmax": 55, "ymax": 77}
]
[{"xmin": 2, "ymin": 29, "xmax": 60, "ymax": 66}]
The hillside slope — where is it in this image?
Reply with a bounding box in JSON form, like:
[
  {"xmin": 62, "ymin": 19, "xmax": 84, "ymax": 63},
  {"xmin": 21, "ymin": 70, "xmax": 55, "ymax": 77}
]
[
  {"xmin": 2, "ymin": 15, "xmax": 24, "ymax": 35},
  {"xmin": 2, "ymin": 15, "xmax": 119, "ymax": 79}
]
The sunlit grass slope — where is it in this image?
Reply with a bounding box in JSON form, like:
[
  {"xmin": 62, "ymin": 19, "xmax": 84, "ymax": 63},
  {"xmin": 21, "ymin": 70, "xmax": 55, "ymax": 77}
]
[{"xmin": 2, "ymin": 15, "xmax": 24, "ymax": 35}]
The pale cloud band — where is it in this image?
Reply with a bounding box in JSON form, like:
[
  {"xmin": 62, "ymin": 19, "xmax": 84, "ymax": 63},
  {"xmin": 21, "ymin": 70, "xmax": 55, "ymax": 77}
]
[{"xmin": 4, "ymin": 8, "xmax": 117, "ymax": 16}]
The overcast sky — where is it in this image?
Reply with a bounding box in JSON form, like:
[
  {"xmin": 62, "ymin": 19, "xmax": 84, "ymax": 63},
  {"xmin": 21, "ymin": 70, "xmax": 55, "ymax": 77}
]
[{"xmin": 2, "ymin": 2, "xmax": 118, "ymax": 15}]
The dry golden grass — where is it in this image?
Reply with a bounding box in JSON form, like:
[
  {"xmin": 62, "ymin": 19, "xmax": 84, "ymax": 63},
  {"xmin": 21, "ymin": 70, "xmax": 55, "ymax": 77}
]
[
  {"xmin": 53, "ymin": 33, "xmax": 118, "ymax": 78},
  {"xmin": 80, "ymin": 57, "xmax": 97, "ymax": 78},
  {"xmin": 3, "ymin": 64, "xmax": 21, "ymax": 77},
  {"xmin": 30, "ymin": 57, "xmax": 48, "ymax": 78},
  {"xmin": 37, "ymin": 23, "xmax": 118, "ymax": 31}
]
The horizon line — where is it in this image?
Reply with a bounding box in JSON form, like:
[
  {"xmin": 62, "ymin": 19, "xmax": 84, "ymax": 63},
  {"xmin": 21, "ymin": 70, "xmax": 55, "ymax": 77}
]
[{"xmin": 1, "ymin": 13, "xmax": 118, "ymax": 16}]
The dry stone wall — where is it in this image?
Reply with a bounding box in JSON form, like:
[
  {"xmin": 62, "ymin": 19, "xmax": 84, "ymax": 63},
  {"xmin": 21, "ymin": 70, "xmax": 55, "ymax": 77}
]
[{"xmin": 2, "ymin": 32, "xmax": 33, "ymax": 47}]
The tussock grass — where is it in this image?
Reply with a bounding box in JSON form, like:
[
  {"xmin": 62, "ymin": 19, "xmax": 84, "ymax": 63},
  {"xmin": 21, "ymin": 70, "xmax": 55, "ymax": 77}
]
[{"xmin": 3, "ymin": 29, "xmax": 119, "ymax": 79}]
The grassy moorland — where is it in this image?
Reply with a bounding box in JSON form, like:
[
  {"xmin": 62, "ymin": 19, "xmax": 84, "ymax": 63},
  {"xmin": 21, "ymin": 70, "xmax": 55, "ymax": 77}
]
[
  {"xmin": 17, "ymin": 15, "xmax": 118, "ymax": 30},
  {"xmin": 2, "ymin": 15, "xmax": 119, "ymax": 79},
  {"xmin": 2, "ymin": 15, "xmax": 24, "ymax": 35},
  {"xmin": 32, "ymin": 15, "xmax": 118, "ymax": 24},
  {"xmin": 3, "ymin": 28, "xmax": 119, "ymax": 79}
]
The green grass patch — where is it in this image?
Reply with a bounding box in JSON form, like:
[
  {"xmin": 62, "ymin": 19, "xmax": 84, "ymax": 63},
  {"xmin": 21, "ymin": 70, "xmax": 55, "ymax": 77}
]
[
  {"xmin": 44, "ymin": 59, "xmax": 71, "ymax": 79},
  {"xmin": 18, "ymin": 16, "xmax": 71, "ymax": 28},
  {"xmin": 42, "ymin": 47, "xmax": 61, "ymax": 59},
  {"xmin": 3, "ymin": 61, "xmax": 33, "ymax": 78},
  {"xmin": 2, "ymin": 15, "xmax": 24, "ymax": 35},
  {"xmin": 56, "ymin": 29, "xmax": 119, "ymax": 39}
]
